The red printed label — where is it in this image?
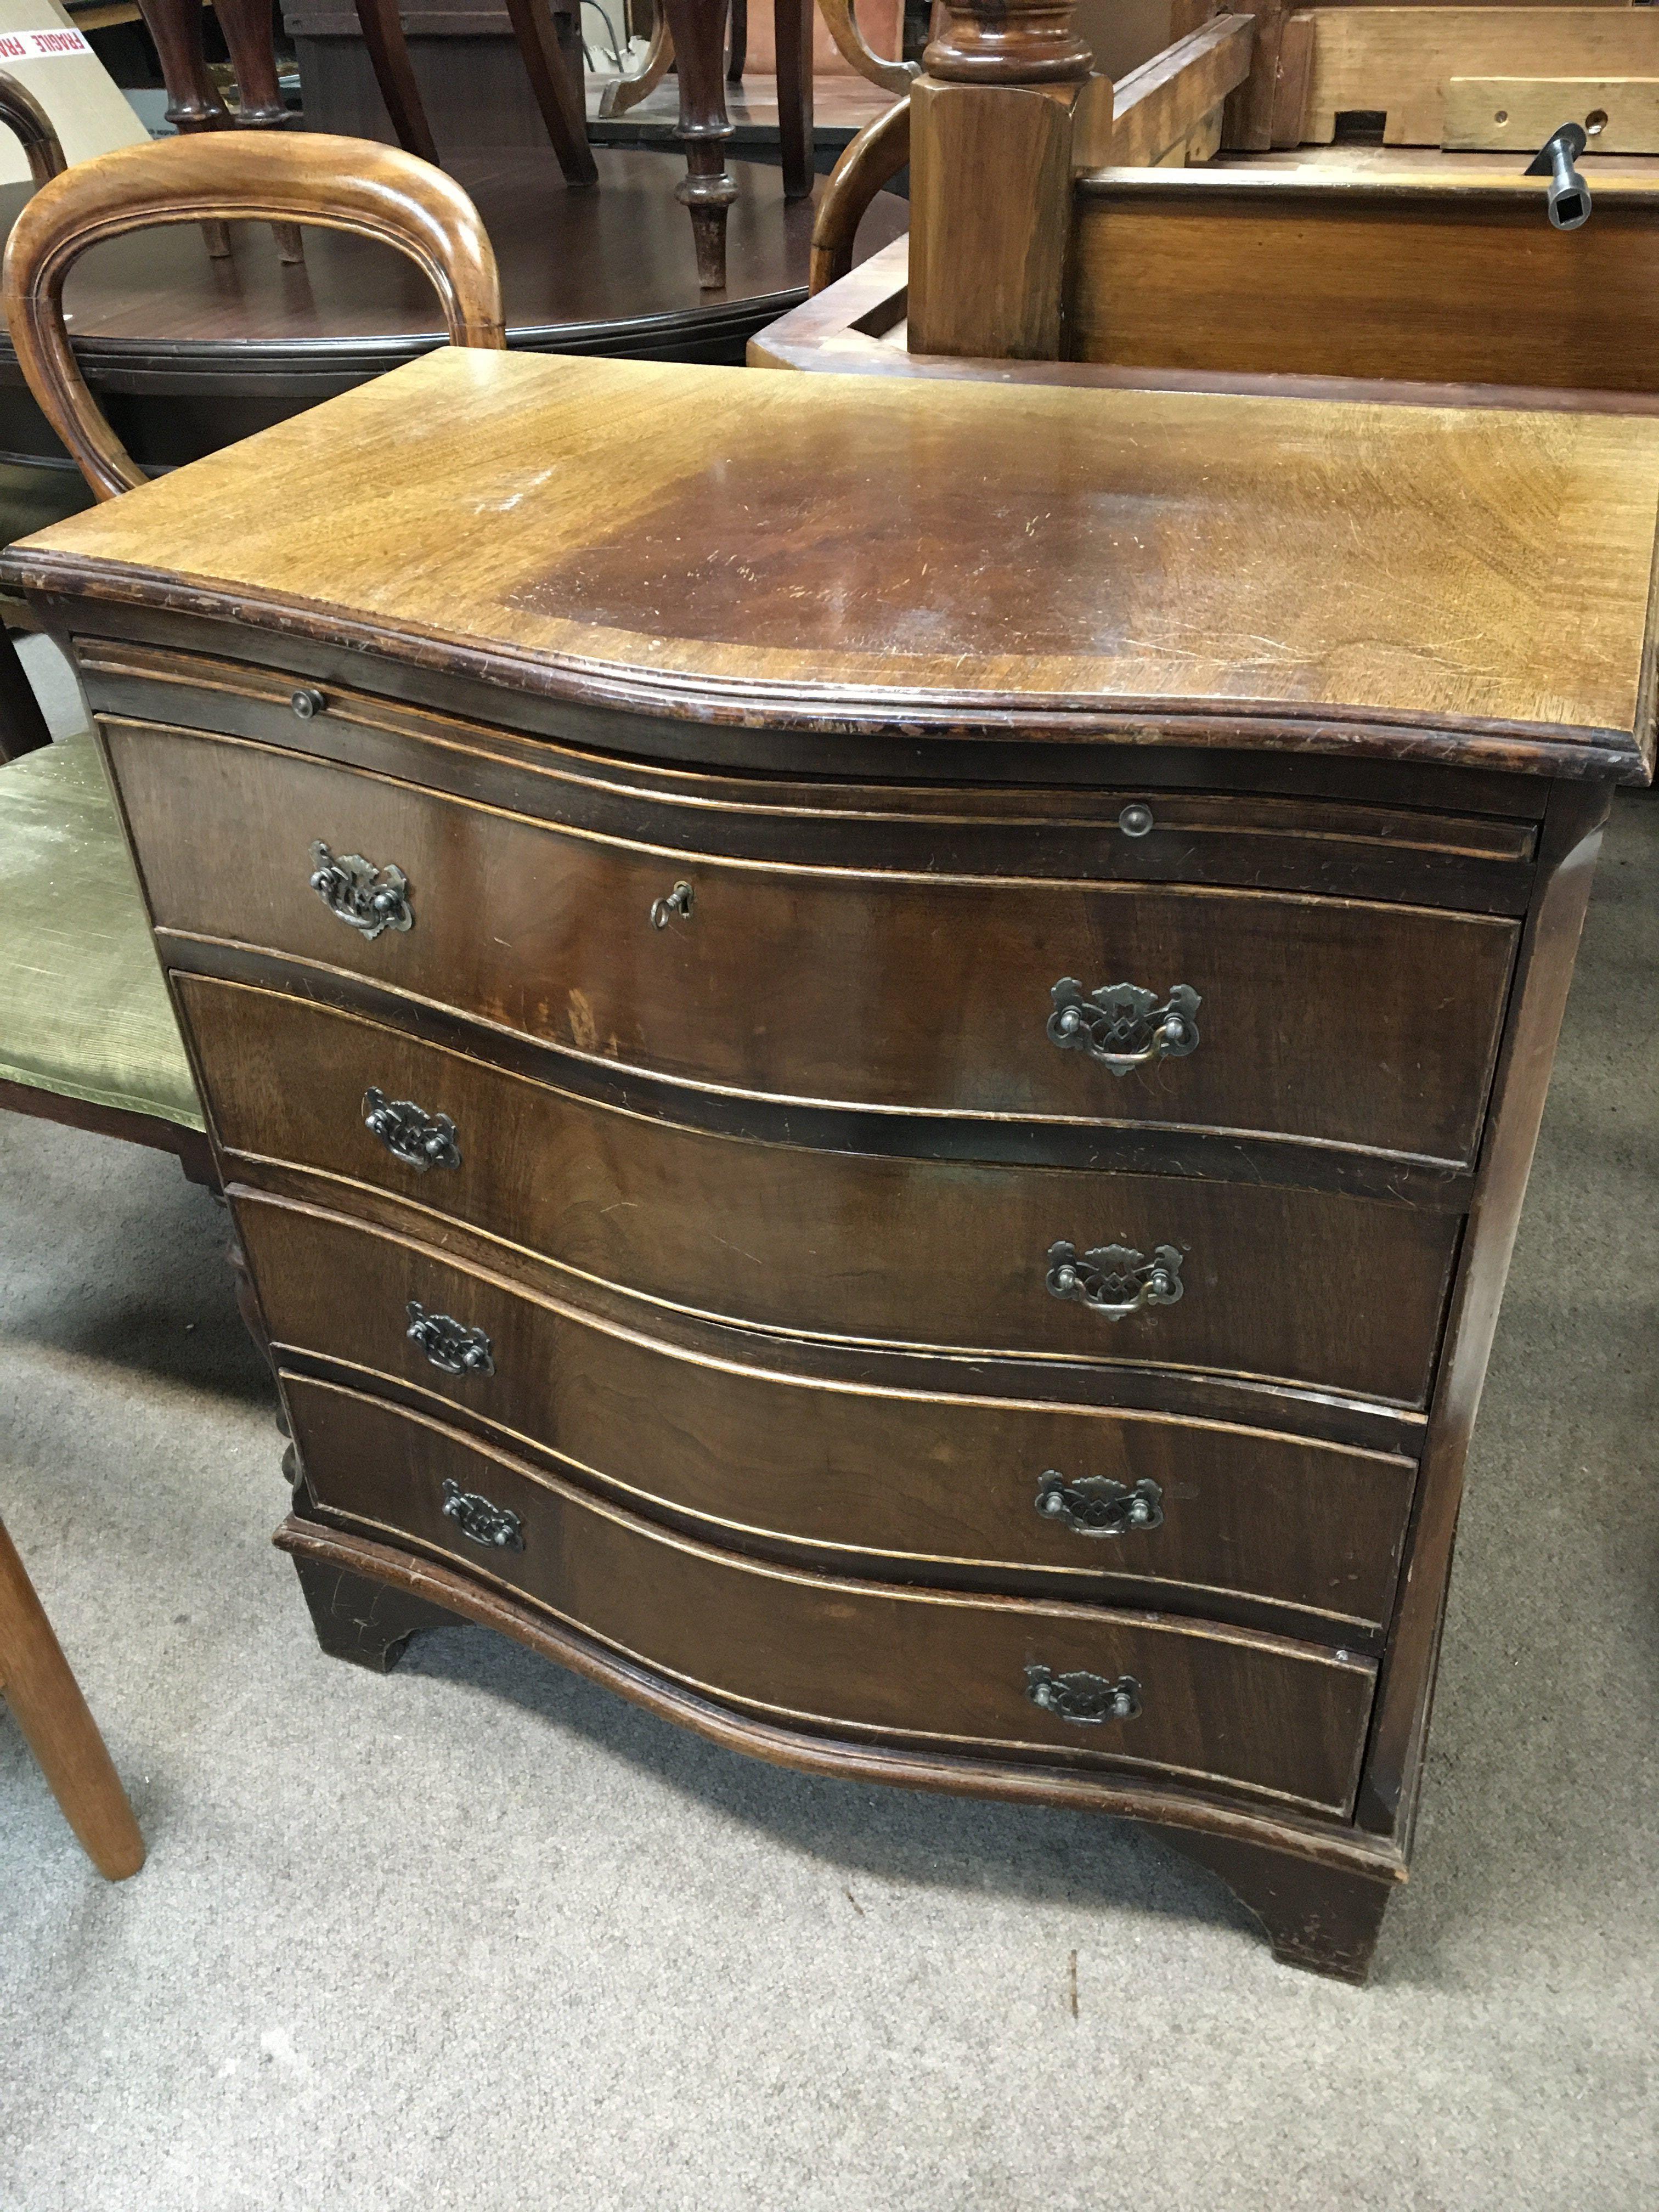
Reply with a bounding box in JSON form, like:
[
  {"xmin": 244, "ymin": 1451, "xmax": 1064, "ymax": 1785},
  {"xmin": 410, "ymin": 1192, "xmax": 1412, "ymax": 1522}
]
[{"xmin": 0, "ymin": 28, "xmax": 92, "ymax": 59}]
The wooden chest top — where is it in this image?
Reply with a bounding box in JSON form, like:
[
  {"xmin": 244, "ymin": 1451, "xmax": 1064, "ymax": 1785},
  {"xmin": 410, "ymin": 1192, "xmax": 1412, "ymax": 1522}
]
[{"xmin": 9, "ymin": 346, "xmax": 1659, "ymax": 777}]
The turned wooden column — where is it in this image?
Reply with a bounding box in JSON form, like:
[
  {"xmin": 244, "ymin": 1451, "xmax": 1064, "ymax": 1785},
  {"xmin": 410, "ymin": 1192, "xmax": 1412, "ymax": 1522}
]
[
  {"xmin": 908, "ymin": 0, "xmax": 1098, "ymax": 359},
  {"xmin": 659, "ymin": 0, "xmax": 741, "ymax": 290},
  {"xmin": 138, "ymin": 0, "xmax": 306, "ymax": 261},
  {"xmin": 137, "ymin": 0, "xmax": 233, "ymax": 256},
  {"xmin": 212, "ymin": 0, "xmax": 306, "ymax": 259}
]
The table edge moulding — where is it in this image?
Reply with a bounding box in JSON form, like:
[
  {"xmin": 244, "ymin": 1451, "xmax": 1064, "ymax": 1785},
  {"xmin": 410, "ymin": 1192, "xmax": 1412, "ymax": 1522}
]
[{"xmin": 3, "ymin": 340, "xmax": 1647, "ymax": 1985}]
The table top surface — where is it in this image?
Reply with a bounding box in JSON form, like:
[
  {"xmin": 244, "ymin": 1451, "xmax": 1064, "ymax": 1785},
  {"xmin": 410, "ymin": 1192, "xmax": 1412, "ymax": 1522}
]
[{"xmin": 15, "ymin": 346, "xmax": 1659, "ymax": 778}]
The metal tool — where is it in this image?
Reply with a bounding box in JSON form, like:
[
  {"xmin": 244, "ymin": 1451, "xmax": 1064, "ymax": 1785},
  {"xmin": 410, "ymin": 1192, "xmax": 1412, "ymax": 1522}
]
[{"xmin": 1526, "ymin": 123, "xmax": 1592, "ymax": 231}]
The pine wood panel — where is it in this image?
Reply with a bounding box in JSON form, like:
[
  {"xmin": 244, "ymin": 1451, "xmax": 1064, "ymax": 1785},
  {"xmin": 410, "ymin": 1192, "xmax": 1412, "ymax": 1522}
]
[
  {"xmin": 1300, "ymin": 6, "xmax": 1659, "ymax": 144},
  {"xmin": 284, "ymin": 1374, "xmax": 1379, "ymax": 1815},
  {"xmin": 1443, "ymin": 74, "xmax": 1659, "ymax": 153},
  {"xmin": 1071, "ymin": 173, "xmax": 1659, "ymax": 406}
]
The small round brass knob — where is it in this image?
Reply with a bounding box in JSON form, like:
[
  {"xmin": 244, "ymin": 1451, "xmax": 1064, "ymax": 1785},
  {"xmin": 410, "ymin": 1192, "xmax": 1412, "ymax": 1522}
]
[
  {"xmin": 291, "ymin": 687, "xmax": 326, "ymax": 720},
  {"xmin": 1119, "ymin": 803, "xmax": 1154, "ymax": 838}
]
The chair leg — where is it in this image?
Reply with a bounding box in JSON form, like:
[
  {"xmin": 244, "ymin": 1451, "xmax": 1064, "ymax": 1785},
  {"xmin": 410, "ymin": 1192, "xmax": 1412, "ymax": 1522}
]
[
  {"xmin": 352, "ymin": 0, "xmax": 442, "ymax": 165},
  {"xmin": 135, "ymin": 0, "xmax": 234, "ymax": 257},
  {"xmin": 660, "ymin": 0, "xmax": 739, "ymax": 288},
  {"xmin": 726, "ymin": 0, "xmax": 746, "ymax": 79},
  {"xmin": 208, "ymin": 0, "xmax": 307, "ymax": 262},
  {"xmin": 773, "ymin": 0, "xmax": 814, "ymax": 200},
  {"xmin": 0, "ymin": 625, "xmax": 52, "ymax": 761},
  {"xmin": 138, "ymin": 0, "xmax": 229, "ymax": 132},
  {"xmin": 0, "ymin": 1518, "xmax": 145, "ymax": 1881},
  {"xmin": 503, "ymin": 0, "xmax": 600, "ymax": 187}
]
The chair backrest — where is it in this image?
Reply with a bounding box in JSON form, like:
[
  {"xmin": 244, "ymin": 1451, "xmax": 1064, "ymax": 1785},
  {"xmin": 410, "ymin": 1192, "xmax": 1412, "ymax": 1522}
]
[
  {"xmin": 3, "ymin": 131, "xmax": 506, "ymax": 503},
  {"xmin": 0, "ymin": 70, "xmax": 66, "ymax": 189}
]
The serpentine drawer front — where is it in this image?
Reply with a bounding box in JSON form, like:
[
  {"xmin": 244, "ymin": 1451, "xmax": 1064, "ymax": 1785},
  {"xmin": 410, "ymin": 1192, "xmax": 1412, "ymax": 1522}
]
[
  {"xmin": 234, "ymin": 1194, "xmax": 1418, "ymax": 1636},
  {"xmin": 283, "ymin": 1374, "xmax": 1378, "ymax": 1817},
  {"xmin": 105, "ymin": 719, "xmax": 1520, "ymax": 1164},
  {"xmin": 184, "ymin": 975, "xmax": 1458, "ymax": 1402},
  {"xmin": 19, "ymin": 341, "xmax": 1651, "ymax": 1978}
]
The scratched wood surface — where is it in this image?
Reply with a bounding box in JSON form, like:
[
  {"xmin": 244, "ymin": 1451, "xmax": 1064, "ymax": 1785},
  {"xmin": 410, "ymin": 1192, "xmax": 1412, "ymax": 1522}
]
[{"xmin": 12, "ymin": 346, "xmax": 1659, "ymax": 770}]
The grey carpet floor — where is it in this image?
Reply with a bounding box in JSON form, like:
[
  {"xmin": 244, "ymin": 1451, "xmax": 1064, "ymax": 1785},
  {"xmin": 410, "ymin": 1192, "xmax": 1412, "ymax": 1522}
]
[{"xmin": 2, "ymin": 787, "xmax": 1656, "ymax": 2210}]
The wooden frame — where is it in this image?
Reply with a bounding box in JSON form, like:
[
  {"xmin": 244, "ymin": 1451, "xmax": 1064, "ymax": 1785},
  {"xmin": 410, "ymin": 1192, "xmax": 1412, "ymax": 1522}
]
[{"xmin": 766, "ymin": 0, "xmax": 1659, "ymax": 388}]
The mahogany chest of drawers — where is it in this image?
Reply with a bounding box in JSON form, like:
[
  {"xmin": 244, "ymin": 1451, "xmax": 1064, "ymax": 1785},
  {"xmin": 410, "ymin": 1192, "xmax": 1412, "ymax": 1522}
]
[{"xmin": 12, "ymin": 348, "xmax": 1655, "ymax": 1979}]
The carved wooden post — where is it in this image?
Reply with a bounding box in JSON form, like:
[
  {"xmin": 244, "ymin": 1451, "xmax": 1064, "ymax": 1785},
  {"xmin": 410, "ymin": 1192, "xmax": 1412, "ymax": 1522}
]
[
  {"xmin": 907, "ymin": 0, "xmax": 1097, "ymax": 359},
  {"xmin": 138, "ymin": 0, "xmax": 308, "ymax": 262},
  {"xmin": 658, "ymin": 0, "xmax": 740, "ymax": 290},
  {"xmin": 212, "ymin": 0, "xmax": 305, "ymax": 261},
  {"xmin": 136, "ymin": 0, "xmax": 234, "ymax": 256}
]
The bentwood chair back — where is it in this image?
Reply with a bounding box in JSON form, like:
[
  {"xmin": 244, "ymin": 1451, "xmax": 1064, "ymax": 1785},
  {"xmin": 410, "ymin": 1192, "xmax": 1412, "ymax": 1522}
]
[
  {"xmin": 0, "ymin": 130, "xmax": 503, "ymax": 1172},
  {"xmin": 5, "ymin": 129, "xmax": 505, "ymax": 503},
  {"xmin": 0, "ymin": 71, "xmax": 69, "ymax": 766}
]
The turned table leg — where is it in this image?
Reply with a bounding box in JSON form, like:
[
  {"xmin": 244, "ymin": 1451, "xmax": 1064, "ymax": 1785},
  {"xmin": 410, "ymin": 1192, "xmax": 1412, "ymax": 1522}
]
[
  {"xmin": 659, "ymin": 0, "xmax": 739, "ymax": 288},
  {"xmin": 137, "ymin": 0, "xmax": 233, "ymax": 258},
  {"xmin": 0, "ymin": 1517, "xmax": 145, "ymax": 1880},
  {"xmin": 291, "ymin": 1554, "xmax": 459, "ymax": 1672},
  {"xmin": 211, "ymin": 0, "xmax": 306, "ymax": 260},
  {"xmin": 1166, "ymin": 1829, "xmax": 1399, "ymax": 1983}
]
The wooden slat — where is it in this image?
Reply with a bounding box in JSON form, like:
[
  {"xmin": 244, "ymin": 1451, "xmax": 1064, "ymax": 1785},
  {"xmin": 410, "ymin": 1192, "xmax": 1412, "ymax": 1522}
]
[
  {"xmin": 1271, "ymin": 10, "xmax": 1316, "ymax": 144},
  {"xmin": 1303, "ymin": 6, "xmax": 1659, "ymax": 144},
  {"xmin": 1070, "ymin": 172, "xmax": 1659, "ymax": 402},
  {"xmin": 1444, "ymin": 72, "xmax": 1659, "ymax": 151},
  {"xmin": 1109, "ymin": 15, "xmax": 1257, "ymax": 166}
]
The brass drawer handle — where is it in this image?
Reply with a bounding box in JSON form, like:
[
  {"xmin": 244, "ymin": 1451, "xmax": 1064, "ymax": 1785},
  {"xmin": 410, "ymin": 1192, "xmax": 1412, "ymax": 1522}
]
[
  {"xmin": 441, "ymin": 1477, "xmax": 523, "ymax": 1551},
  {"xmin": 650, "ymin": 881, "xmax": 694, "ymax": 928},
  {"xmin": 1046, "ymin": 1240, "xmax": 1183, "ymax": 1319},
  {"xmin": 407, "ymin": 1300, "xmax": 494, "ymax": 1378},
  {"xmin": 363, "ymin": 1087, "xmax": 461, "ymax": 1172},
  {"xmin": 310, "ymin": 842, "xmax": 413, "ymax": 940},
  {"xmin": 1035, "ymin": 1472, "xmax": 1163, "ymax": 1537},
  {"xmin": 1025, "ymin": 1664, "xmax": 1141, "ymax": 1724},
  {"xmin": 1047, "ymin": 978, "xmax": 1200, "ymax": 1076}
]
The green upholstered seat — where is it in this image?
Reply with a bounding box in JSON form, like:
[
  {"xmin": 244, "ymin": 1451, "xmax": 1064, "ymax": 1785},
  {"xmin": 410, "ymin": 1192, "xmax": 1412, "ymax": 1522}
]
[{"xmin": 0, "ymin": 725, "xmax": 203, "ymax": 1131}]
